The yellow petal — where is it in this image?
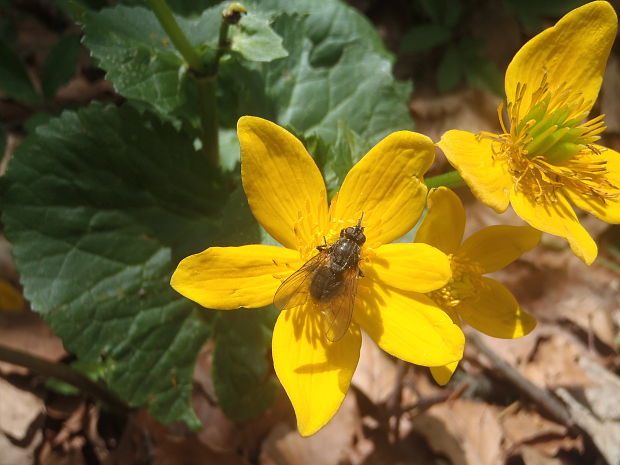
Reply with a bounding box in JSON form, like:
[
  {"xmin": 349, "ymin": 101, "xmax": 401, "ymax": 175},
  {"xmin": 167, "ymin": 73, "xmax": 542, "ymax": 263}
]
[
  {"xmin": 171, "ymin": 245, "xmax": 301, "ymax": 309},
  {"xmin": 415, "ymin": 187, "xmax": 466, "ymax": 254},
  {"xmin": 566, "ymin": 147, "xmax": 620, "ymax": 224},
  {"xmin": 458, "ymin": 277, "xmax": 536, "ymax": 338},
  {"xmin": 238, "ymin": 116, "xmax": 328, "ymax": 250},
  {"xmin": 458, "ymin": 225, "xmax": 541, "ymax": 274},
  {"xmin": 272, "ymin": 305, "xmax": 361, "ymax": 436},
  {"xmin": 438, "ymin": 130, "xmax": 512, "ymax": 213},
  {"xmin": 364, "ymin": 243, "xmax": 451, "ymax": 293},
  {"xmin": 510, "ymin": 187, "xmax": 597, "ymax": 265},
  {"xmin": 355, "ymin": 286, "xmax": 464, "ymax": 366},
  {"xmin": 0, "ymin": 279, "xmax": 25, "ymax": 312},
  {"xmin": 332, "ymin": 131, "xmax": 434, "ymax": 246},
  {"xmin": 505, "ymin": 1, "xmax": 617, "ymax": 120},
  {"xmin": 430, "ymin": 362, "xmax": 459, "ymax": 386}
]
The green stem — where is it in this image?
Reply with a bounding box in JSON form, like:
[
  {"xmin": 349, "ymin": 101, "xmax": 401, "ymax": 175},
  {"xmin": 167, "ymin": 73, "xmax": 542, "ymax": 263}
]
[
  {"xmin": 0, "ymin": 344, "xmax": 130, "ymax": 415},
  {"xmin": 147, "ymin": 0, "xmax": 205, "ymax": 74},
  {"xmin": 425, "ymin": 170, "xmax": 466, "ymax": 189},
  {"xmin": 147, "ymin": 0, "xmax": 221, "ymax": 164},
  {"xmin": 197, "ymin": 76, "xmax": 219, "ymax": 165}
]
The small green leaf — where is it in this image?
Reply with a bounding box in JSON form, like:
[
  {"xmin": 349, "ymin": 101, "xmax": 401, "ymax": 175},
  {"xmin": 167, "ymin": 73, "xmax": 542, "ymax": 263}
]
[
  {"xmin": 311, "ymin": 121, "xmax": 370, "ymax": 196},
  {"xmin": 0, "ymin": 38, "xmax": 40, "ymax": 105},
  {"xmin": 230, "ymin": 13, "xmax": 288, "ymax": 62},
  {"xmin": 41, "ymin": 34, "xmax": 82, "ymax": 99},
  {"xmin": 464, "ymin": 57, "xmax": 504, "ymax": 96},
  {"xmin": 502, "ymin": 0, "xmax": 588, "ymax": 32},
  {"xmin": 78, "ymin": 4, "xmax": 222, "ymax": 122},
  {"xmin": 400, "ymin": 24, "xmax": 451, "ymax": 54},
  {"xmin": 417, "ymin": 0, "xmax": 443, "ymax": 23},
  {"xmin": 437, "ymin": 45, "xmax": 462, "ymax": 93},
  {"xmin": 212, "ymin": 307, "xmax": 279, "ymax": 422},
  {"xmin": 1, "ymin": 103, "xmax": 232, "ymax": 427},
  {"xmin": 220, "ymin": 9, "xmax": 413, "ymax": 146}
]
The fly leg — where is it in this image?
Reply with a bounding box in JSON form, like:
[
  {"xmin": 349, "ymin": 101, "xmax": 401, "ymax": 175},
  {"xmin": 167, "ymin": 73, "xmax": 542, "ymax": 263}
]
[{"xmin": 316, "ymin": 236, "xmax": 329, "ymax": 252}]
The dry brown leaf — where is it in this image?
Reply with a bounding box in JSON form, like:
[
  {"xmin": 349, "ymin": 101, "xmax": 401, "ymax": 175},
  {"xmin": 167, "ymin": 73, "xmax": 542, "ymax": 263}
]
[
  {"xmin": 352, "ymin": 332, "xmax": 398, "ymax": 405},
  {"xmin": 0, "ymin": 378, "xmax": 44, "ymax": 465},
  {"xmin": 602, "ymin": 55, "xmax": 620, "ymax": 134},
  {"xmin": 520, "ymin": 446, "xmax": 567, "ymax": 465},
  {"xmin": 410, "ymin": 88, "xmax": 500, "ymax": 152},
  {"xmin": 260, "ymin": 393, "xmax": 363, "ymax": 465},
  {"xmin": 0, "ymin": 377, "xmax": 44, "ymax": 439},
  {"xmin": 500, "ymin": 408, "xmax": 581, "ymax": 457},
  {"xmin": 410, "ymin": 398, "xmax": 504, "ymax": 465}
]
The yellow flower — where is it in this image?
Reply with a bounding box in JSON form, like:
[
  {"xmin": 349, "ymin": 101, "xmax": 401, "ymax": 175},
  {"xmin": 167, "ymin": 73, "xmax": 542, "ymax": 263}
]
[
  {"xmin": 415, "ymin": 187, "xmax": 539, "ymax": 385},
  {"xmin": 171, "ymin": 116, "xmax": 465, "ymax": 436},
  {"xmin": 438, "ymin": 1, "xmax": 618, "ymax": 265}
]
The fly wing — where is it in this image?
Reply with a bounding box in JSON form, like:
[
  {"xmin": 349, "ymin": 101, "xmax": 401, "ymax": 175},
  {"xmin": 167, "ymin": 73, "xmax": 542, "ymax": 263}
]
[
  {"xmin": 273, "ymin": 251, "xmax": 328, "ymax": 311},
  {"xmin": 320, "ymin": 266, "xmax": 359, "ymax": 342}
]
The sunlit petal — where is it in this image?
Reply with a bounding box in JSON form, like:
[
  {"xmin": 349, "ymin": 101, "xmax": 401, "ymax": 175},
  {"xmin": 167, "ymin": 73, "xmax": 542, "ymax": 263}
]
[
  {"xmin": 458, "ymin": 225, "xmax": 541, "ymax": 274},
  {"xmin": 566, "ymin": 147, "xmax": 620, "ymax": 224},
  {"xmin": 171, "ymin": 245, "xmax": 301, "ymax": 309},
  {"xmin": 355, "ymin": 286, "xmax": 464, "ymax": 367},
  {"xmin": 364, "ymin": 243, "xmax": 451, "ymax": 293},
  {"xmin": 458, "ymin": 277, "xmax": 537, "ymax": 338},
  {"xmin": 438, "ymin": 130, "xmax": 512, "ymax": 213},
  {"xmin": 238, "ymin": 116, "xmax": 328, "ymax": 250},
  {"xmin": 510, "ymin": 187, "xmax": 597, "ymax": 265},
  {"xmin": 505, "ymin": 1, "xmax": 617, "ymax": 121},
  {"xmin": 333, "ymin": 131, "xmax": 434, "ymax": 246},
  {"xmin": 272, "ymin": 306, "xmax": 361, "ymax": 436},
  {"xmin": 430, "ymin": 362, "xmax": 459, "ymax": 386},
  {"xmin": 415, "ymin": 187, "xmax": 466, "ymax": 254}
]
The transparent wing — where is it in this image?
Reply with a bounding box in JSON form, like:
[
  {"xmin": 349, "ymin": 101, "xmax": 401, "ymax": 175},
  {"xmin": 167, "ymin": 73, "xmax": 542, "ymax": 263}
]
[
  {"xmin": 320, "ymin": 266, "xmax": 359, "ymax": 342},
  {"xmin": 273, "ymin": 251, "xmax": 329, "ymax": 311}
]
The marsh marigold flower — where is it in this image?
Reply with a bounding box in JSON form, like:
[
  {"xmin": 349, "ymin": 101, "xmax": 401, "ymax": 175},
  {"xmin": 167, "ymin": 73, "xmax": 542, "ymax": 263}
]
[
  {"xmin": 438, "ymin": 1, "xmax": 619, "ymax": 265},
  {"xmin": 171, "ymin": 117, "xmax": 465, "ymax": 436},
  {"xmin": 415, "ymin": 187, "xmax": 539, "ymax": 384}
]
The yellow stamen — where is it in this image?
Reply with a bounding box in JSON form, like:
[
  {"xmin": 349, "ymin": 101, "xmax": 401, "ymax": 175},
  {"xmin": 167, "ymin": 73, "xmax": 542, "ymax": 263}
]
[
  {"xmin": 428, "ymin": 255, "xmax": 484, "ymax": 310},
  {"xmin": 478, "ymin": 73, "xmax": 619, "ymax": 205}
]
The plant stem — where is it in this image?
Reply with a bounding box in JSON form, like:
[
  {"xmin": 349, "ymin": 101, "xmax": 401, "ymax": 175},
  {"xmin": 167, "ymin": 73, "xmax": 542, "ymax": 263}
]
[
  {"xmin": 147, "ymin": 0, "xmax": 205, "ymax": 74},
  {"xmin": 197, "ymin": 76, "xmax": 219, "ymax": 165},
  {"xmin": 0, "ymin": 344, "xmax": 130, "ymax": 416},
  {"xmin": 147, "ymin": 0, "xmax": 222, "ymax": 164},
  {"xmin": 425, "ymin": 170, "xmax": 466, "ymax": 189}
]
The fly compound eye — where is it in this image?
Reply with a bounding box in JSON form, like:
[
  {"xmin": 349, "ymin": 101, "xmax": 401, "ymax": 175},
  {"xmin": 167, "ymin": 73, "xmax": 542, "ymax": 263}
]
[{"xmin": 358, "ymin": 234, "xmax": 366, "ymax": 244}]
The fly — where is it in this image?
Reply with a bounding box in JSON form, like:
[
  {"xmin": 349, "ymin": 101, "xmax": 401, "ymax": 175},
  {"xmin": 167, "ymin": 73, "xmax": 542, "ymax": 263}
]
[{"xmin": 273, "ymin": 215, "xmax": 366, "ymax": 342}]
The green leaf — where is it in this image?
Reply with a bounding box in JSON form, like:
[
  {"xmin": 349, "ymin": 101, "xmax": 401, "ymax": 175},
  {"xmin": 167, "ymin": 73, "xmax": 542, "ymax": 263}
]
[
  {"xmin": 417, "ymin": 0, "xmax": 443, "ymax": 23},
  {"xmin": 436, "ymin": 45, "xmax": 462, "ymax": 93},
  {"xmin": 400, "ymin": 24, "xmax": 451, "ymax": 54},
  {"xmin": 443, "ymin": 0, "xmax": 463, "ymax": 28},
  {"xmin": 41, "ymin": 34, "xmax": 82, "ymax": 99},
  {"xmin": 230, "ymin": 12, "xmax": 288, "ymax": 62},
  {"xmin": 212, "ymin": 307, "xmax": 279, "ymax": 421},
  {"xmin": 502, "ymin": 0, "xmax": 589, "ymax": 32},
  {"xmin": 464, "ymin": 57, "xmax": 504, "ymax": 96},
  {"xmin": 77, "ymin": 4, "xmax": 222, "ymax": 122},
  {"xmin": 310, "ymin": 121, "xmax": 370, "ymax": 197},
  {"xmin": 1, "ymin": 103, "xmax": 236, "ymax": 427},
  {"xmin": 0, "ymin": 38, "xmax": 40, "ymax": 105},
  {"xmin": 220, "ymin": 10, "xmax": 413, "ymax": 146}
]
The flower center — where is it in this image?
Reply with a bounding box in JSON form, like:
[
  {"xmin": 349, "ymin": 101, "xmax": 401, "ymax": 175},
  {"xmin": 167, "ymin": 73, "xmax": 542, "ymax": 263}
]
[
  {"xmin": 428, "ymin": 255, "xmax": 483, "ymax": 310},
  {"xmin": 478, "ymin": 74, "xmax": 618, "ymax": 204}
]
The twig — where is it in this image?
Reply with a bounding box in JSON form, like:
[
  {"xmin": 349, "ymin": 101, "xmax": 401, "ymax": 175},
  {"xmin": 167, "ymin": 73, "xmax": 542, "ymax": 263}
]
[
  {"xmin": 468, "ymin": 332, "xmax": 573, "ymax": 427},
  {"xmin": 386, "ymin": 360, "xmax": 407, "ymax": 442},
  {"xmin": 0, "ymin": 344, "xmax": 130, "ymax": 416},
  {"xmin": 399, "ymin": 382, "xmax": 468, "ymax": 415}
]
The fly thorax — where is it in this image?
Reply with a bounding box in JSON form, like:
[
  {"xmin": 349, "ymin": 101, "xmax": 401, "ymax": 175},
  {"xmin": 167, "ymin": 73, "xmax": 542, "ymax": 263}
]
[{"xmin": 428, "ymin": 255, "xmax": 483, "ymax": 310}]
